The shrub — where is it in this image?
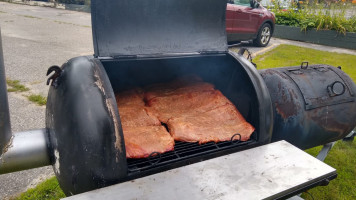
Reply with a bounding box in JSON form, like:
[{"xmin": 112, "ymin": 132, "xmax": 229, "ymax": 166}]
[{"xmin": 271, "ymin": 2, "xmax": 356, "ymax": 33}]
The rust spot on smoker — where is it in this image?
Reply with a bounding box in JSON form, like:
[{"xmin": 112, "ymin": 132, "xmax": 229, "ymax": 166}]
[
  {"xmin": 309, "ymin": 108, "xmax": 349, "ymax": 134},
  {"xmin": 53, "ymin": 149, "xmax": 61, "ymax": 175},
  {"xmin": 106, "ymin": 99, "xmax": 124, "ymax": 158},
  {"xmin": 0, "ymin": 135, "xmax": 14, "ymax": 160},
  {"xmin": 275, "ymin": 102, "xmax": 297, "ymax": 120},
  {"xmin": 275, "ymin": 88, "xmax": 299, "ymax": 120},
  {"xmin": 93, "ymin": 69, "xmax": 123, "ymax": 161}
]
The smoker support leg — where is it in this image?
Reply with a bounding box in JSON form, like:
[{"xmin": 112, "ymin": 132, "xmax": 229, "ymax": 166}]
[
  {"xmin": 316, "ymin": 142, "xmax": 336, "ymax": 162},
  {"xmin": 286, "ymin": 196, "xmax": 304, "ymax": 200},
  {"xmin": 343, "ymin": 129, "xmax": 355, "ymax": 142}
]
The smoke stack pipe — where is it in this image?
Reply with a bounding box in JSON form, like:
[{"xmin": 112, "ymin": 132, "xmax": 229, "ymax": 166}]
[{"xmin": 0, "ymin": 28, "xmax": 12, "ymax": 156}]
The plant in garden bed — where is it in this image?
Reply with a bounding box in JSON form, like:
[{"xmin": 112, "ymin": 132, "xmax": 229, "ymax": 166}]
[{"xmin": 271, "ymin": 2, "xmax": 356, "ymax": 33}]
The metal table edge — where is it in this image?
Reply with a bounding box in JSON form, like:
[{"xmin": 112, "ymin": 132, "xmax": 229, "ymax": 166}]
[{"xmin": 266, "ymin": 171, "xmax": 337, "ymax": 200}]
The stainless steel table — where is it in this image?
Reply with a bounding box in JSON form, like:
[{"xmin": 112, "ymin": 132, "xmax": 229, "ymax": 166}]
[{"xmin": 64, "ymin": 140, "xmax": 336, "ymax": 200}]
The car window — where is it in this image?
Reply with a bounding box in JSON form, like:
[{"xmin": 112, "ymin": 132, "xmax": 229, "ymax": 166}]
[{"xmin": 232, "ymin": 0, "xmax": 250, "ymax": 7}]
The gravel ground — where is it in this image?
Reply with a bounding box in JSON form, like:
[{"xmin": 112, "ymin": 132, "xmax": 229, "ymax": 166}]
[{"xmin": 0, "ymin": 2, "xmax": 92, "ymax": 199}]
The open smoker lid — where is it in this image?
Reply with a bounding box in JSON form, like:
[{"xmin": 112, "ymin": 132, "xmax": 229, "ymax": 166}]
[{"xmin": 91, "ymin": 0, "xmax": 228, "ymax": 57}]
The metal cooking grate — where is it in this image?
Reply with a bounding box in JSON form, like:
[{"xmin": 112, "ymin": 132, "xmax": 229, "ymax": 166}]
[{"xmin": 127, "ymin": 134, "xmax": 255, "ymax": 173}]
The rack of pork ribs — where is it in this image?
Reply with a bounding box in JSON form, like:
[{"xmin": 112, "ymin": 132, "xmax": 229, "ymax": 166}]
[{"xmin": 116, "ymin": 76, "xmax": 255, "ymax": 159}]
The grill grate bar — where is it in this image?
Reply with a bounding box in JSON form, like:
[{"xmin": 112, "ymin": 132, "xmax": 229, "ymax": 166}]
[{"xmin": 127, "ymin": 137, "xmax": 255, "ymax": 173}]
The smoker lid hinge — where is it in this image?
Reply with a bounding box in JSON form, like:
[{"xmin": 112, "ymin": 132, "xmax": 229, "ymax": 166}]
[
  {"xmin": 199, "ymin": 51, "xmax": 226, "ymax": 55},
  {"xmin": 112, "ymin": 55, "xmax": 138, "ymax": 59}
]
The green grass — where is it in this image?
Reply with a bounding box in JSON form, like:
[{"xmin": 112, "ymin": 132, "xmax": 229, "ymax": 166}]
[
  {"xmin": 6, "ymin": 79, "xmax": 48, "ymax": 106},
  {"xmin": 12, "ymin": 177, "xmax": 65, "ymax": 200},
  {"xmin": 6, "ymin": 79, "xmax": 30, "ymax": 92},
  {"xmin": 254, "ymin": 44, "xmax": 356, "ymax": 81},
  {"xmin": 254, "ymin": 44, "xmax": 356, "ymax": 200},
  {"xmin": 301, "ymin": 140, "xmax": 356, "ymax": 200},
  {"xmin": 27, "ymin": 94, "xmax": 47, "ymax": 106}
]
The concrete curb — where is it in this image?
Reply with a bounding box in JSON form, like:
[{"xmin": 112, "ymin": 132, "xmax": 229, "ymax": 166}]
[
  {"xmin": 252, "ymin": 43, "xmax": 279, "ymax": 57},
  {"xmin": 273, "ymin": 25, "xmax": 356, "ymax": 50}
]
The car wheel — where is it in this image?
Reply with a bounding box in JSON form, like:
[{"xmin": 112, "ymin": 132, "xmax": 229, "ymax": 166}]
[{"xmin": 254, "ymin": 23, "xmax": 272, "ymax": 47}]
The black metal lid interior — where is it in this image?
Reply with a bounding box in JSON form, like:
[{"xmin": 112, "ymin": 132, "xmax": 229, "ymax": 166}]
[{"xmin": 91, "ymin": 0, "xmax": 228, "ymax": 57}]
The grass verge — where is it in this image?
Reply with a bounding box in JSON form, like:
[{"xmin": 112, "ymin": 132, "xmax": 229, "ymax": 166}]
[
  {"xmin": 301, "ymin": 141, "xmax": 356, "ymax": 200},
  {"xmin": 27, "ymin": 94, "xmax": 47, "ymax": 106},
  {"xmin": 11, "ymin": 177, "xmax": 65, "ymax": 200},
  {"xmin": 6, "ymin": 79, "xmax": 30, "ymax": 92},
  {"xmin": 254, "ymin": 44, "xmax": 356, "ymax": 81}
]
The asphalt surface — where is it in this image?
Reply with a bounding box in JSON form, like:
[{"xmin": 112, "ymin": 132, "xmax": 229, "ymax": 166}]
[
  {"xmin": 0, "ymin": 2, "xmax": 355, "ymax": 199},
  {"xmin": 0, "ymin": 2, "xmax": 92, "ymax": 199}
]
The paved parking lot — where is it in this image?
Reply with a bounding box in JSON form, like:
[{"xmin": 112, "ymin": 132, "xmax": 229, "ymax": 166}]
[{"xmin": 0, "ymin": 2, "xmax": 355, "ymax": 199}]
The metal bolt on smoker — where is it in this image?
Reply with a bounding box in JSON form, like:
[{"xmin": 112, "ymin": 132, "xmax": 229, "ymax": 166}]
[{"xmin": 1, "ymin": 0, "xmax": 356, "ymax": 197}]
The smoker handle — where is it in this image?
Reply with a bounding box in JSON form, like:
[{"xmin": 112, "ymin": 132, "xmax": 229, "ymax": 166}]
[{"xmin": 0, "ymin": 27, "xmax": 12, "ymax": 156}]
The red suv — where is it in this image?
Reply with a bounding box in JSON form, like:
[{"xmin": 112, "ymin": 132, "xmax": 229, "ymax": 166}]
[{"xmin": 226, "ymin": 0, "xmax": 275, "ymax": 47}]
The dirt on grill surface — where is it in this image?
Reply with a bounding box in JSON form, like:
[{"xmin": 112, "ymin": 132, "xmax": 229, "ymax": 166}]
[{"xmin": 116, "ymin": 75, "xmax": 255, "ymax": 158}]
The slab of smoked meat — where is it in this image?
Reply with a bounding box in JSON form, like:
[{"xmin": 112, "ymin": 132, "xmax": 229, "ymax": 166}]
[
  {"xmin": 116, "ymin": 88, "xmax": 145, "ymax": 107},
  {"xmin": 118, "ymin": 106, "xmax": 161, "ymax": 127},
  {"xmin": 116, "ymin": 89, "xmax": 174, "ymax": 158},
  {"xmin": 166, "ymin": 104, "xmax": 255, "ymax": 144},
  {"xmin": 144, "ymin": 75, "xmax": 203, "ymax": 93},
  {"xmin": 124, "ymin": 126, "xmax": 175, "ymax": 159},
  {"xmin": 145, "ymin": 77, "xmax": 215, "ymax": 101},
  {"xmin": 146, "ymin": 90, "xmax": 232, "ymax": 123},
  {"xmin": 116, "ymin": 88, "xmax": 160, "ymax": 127}
]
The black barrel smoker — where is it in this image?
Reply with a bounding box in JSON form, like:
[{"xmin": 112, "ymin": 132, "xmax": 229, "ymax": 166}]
[{"xmin": 0, "ymin": 0, "xmax": 355, "ymax": 196}]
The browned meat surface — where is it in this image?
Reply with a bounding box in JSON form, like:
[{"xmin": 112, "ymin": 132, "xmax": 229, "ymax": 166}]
[
  {"xmin": 118, "ymin": 106, "xmax": 161, "ymax": 127},
  {"xmin": 123, "ymin": 126, "xmax": 175, "ymax": 159},
  {"xmin": 116, "ymin": 88, "xmax": 145, "ymax": 107},
  {"xmin": 116, "ymin": 76, "xmax": 254, "ymax": 158},
  {"xmin": 166, "ymin": 104, "xmax": 255, "ymax": 144},
  {"xmin": 144, "ymin": 75, "xmax": 203, "ymax": 93},
  {"xmin": 145, "ymin": 82, "xmax": 215, "ymax": 101},
  {"xmin": 116, "ymin": 88, "xmax": 174, "ymax": 158},
  {"xmin": 146, "ymin": 90, "xmax": 232, "ymax": 123}
]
